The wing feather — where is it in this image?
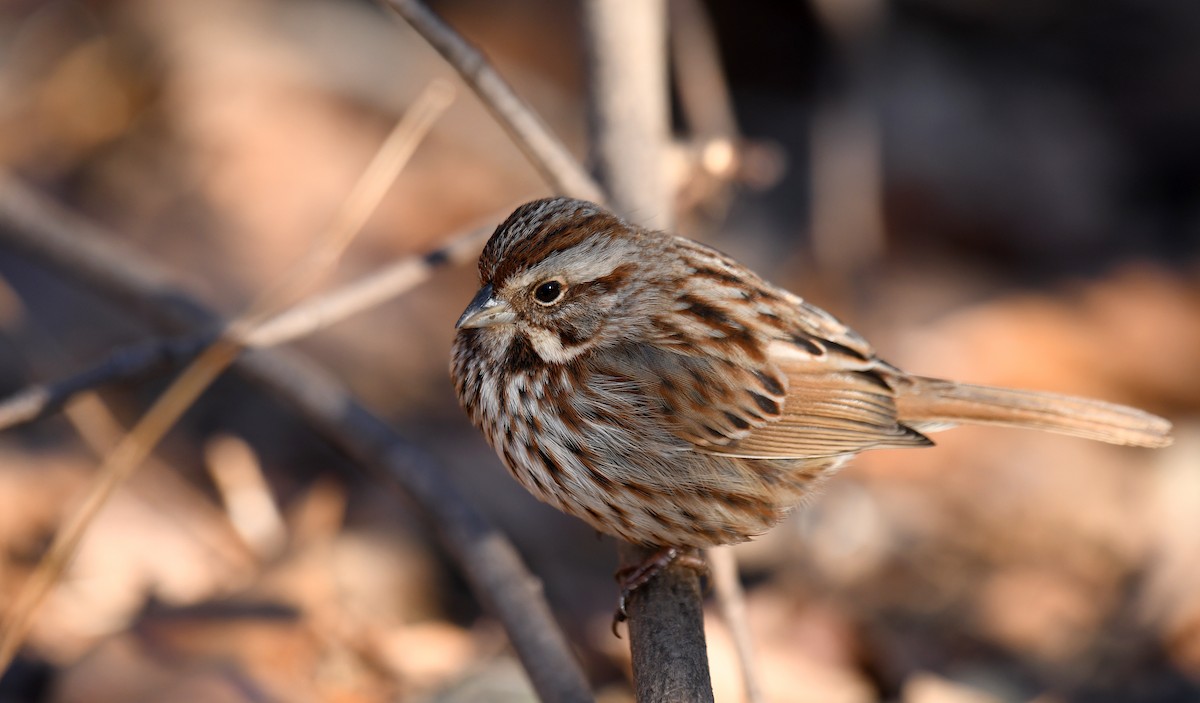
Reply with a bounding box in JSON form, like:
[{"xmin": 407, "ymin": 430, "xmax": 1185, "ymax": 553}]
[
  {"xmin": 709, "ymin": 341, "xmax": 931, "ymax": 458},
  {"xmin": 642, "ymin": 239, "xmax": 931, "ymax": 459}
]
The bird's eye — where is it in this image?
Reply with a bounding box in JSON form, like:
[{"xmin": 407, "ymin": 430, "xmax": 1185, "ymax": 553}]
[{"xmin": 533, "ymin": 279, "xmax": 565, "ymax": 305}]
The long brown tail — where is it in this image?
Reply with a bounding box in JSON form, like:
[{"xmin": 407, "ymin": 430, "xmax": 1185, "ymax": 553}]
[{"xmin": 894, "ymin": 376, "xmax": 1173, "ymax": 448}]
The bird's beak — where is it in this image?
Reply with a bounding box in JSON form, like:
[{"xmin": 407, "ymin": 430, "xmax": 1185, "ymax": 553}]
[{"xmin": 455, "ymin": 283, "xmax": 516, "ymax": 329}]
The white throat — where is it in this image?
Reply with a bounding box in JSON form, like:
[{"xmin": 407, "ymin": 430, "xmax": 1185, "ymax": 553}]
[{"xmin": 525, "ymin": 326, "xmax": 593, "ymax": 364}]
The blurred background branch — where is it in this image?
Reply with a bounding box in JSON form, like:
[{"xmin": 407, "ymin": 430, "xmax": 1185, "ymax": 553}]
[
  {"xmin": 382, "ymin": 0, "xmax": 605, "ymax": 204},
  {"xmin": 0, "ymin": 212, "xmax": 497, "ymax": 432},
  {"xmin": 0, "ymin": 171, "xmax": 592, "ymax": 700}
]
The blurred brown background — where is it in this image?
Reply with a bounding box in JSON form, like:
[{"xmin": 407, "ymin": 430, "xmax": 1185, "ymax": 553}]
[{"xmin": 0, "ymin": 0, "xmax": 1198, "ymax": 701}]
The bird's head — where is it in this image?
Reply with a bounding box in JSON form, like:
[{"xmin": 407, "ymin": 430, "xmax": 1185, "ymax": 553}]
[{"xmin": 455, "ymin": 198, "xmax": 667, "ymax": 364}]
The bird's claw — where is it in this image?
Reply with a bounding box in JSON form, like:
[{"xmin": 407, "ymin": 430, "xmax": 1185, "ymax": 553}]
[
  {"xmin": 610, "ymin": 547, "xmax": 706, "ymax": 636},
  {"xmin": 611, "ymin": 595, "xmax": 630, "ymax": 637}
]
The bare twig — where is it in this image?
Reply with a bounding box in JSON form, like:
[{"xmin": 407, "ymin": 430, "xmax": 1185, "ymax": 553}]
[
  {"xmin": 0, "ymin": 173, "xmax": 592, "ymax": 702},
  {"xmin": 0, "ymin": 332, "xmax": 242, "ymax": 671},
  {"xmin": 582, "ymin": 0, "xmax": 713, "ymax": 700},
  {"xmin": 2, "ymin": 296, "xmax": 258, "ymax": 570},
  {"xmin": 709, "ymin": 546, "xmax": 765, "ymax": 703},
  {"xmin": 0, "ymin": 82, "xmax": 455, "ymax": 673},
  {"xmin": 242, "ymin": 220, "xmax": 491, "ymax": 348},
  {"xmin": 382, "ymin": 0, "xmax": 605, "ymax": 204},
  {"xmin": 237, "ymin": 79, "xmax": 457, "ymax": 331},
  {"xmin": 669, "ymin": 0, "xmax": 738, "ymax": 141},
  {"xmin": 0, "ymin": 221, "xmax": 493, "ymax": 432},
  {"xmin": 583, "ymin": 0, "xmax": 673, "ymax": 231},
  {"xmin": 0, "ymin": 334, "xmax": 208, "ymax": 431},
  {"xmin": 808, "ymin": 0, "xmax": 886, "ymax": 278},
  {"xmin": 666, "ymin": 0, "xmax": 787, "ymax": 212}
]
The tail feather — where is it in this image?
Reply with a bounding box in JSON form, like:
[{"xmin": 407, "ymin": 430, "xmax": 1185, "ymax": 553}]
[{"xmin": 895, "ymin": 376, "xmax": 1173, "ymax": 448}]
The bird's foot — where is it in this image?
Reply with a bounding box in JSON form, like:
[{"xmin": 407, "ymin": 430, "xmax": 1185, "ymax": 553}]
[{"xmin": 611, "ymin": 547, "xmax": 707, "ymax": 636}]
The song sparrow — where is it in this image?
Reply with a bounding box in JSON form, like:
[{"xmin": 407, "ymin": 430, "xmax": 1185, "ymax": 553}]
[{"xmin": 451, "ymin": 198, "xmax": 1172, "ymax": 553}]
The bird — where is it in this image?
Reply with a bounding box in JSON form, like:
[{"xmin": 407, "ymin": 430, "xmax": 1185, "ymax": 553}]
[{"xmin": 450, "ymin": 197, "xmax": 1172, "ymax": 602}]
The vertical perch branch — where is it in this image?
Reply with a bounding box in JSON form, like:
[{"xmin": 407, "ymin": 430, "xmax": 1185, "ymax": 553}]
[
  {"xmin": 583, "ymin": 0, "xmax": 674, "ymax": 231},
  {"xmin": 583, "ymin": 1, "xmax": 713, "ymax": 701}
]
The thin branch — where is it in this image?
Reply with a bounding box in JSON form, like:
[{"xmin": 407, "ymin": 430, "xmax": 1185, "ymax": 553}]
[
  {"xmin": 0, "ymin": 82, "xmax": 456, "ymax": 672},
  {"xmin": 710, "ymin": 546, "xmax": 765, "ymax": 703},
  {"xmin": 0, "ymin": 179, "xmax": 592, "ymax": 701},
  {"xmin": 583, "ymin": 0, "xmax": 673, "ymax": 231},
  {"xmin": 236, "ymin": 79, "xmax": 457, "ymax": 333},
  {"xmin": 669, "ymin": 0, "xmax": 739, "ymax": 141},
  {"xmin": 0, "ymin": 335, "xmax": 207, "ymax": 431},
  {"xmin": 0, "ymin": 318, "xmax": 241, "ymax": 672},
  {"xmin": 0, "ymin": 221, "xmax": 494, "ymax": 432},
  {"xmin": 6, "ymin": 305, "xmax": 258, "ymax": 571},
  {"xmin": 382, "ymin": 0, "xmax": 605, "ymax": 204},
  {"xmin": 242, "ymin": 220, "xmax": 491, "ymax": 348}
]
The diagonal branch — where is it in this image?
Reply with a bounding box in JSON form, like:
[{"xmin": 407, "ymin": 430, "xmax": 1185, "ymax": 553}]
[
  {"xmin": 0, "ymin": 174, "xmax": 593, "ymax": 703},
  {"xmin": 0, "ymin": 84, "xmax": 457, "ymax": 672},
  {"xmin": 0, "ymin": 222, "xmax": 495, "ymax": 433},
  {"xmin": 382, "ymin": 0, "xmax": 605, "ymax": 204}
]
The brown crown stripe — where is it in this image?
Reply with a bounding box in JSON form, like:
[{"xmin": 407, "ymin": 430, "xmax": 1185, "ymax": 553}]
[
  {"xmin": 490, "ymin": 211, "xmax": 625, "ymax": 285},
  {"xmin": 480, "ymin": 199, "xmax": 597, "ymax": 280}
]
